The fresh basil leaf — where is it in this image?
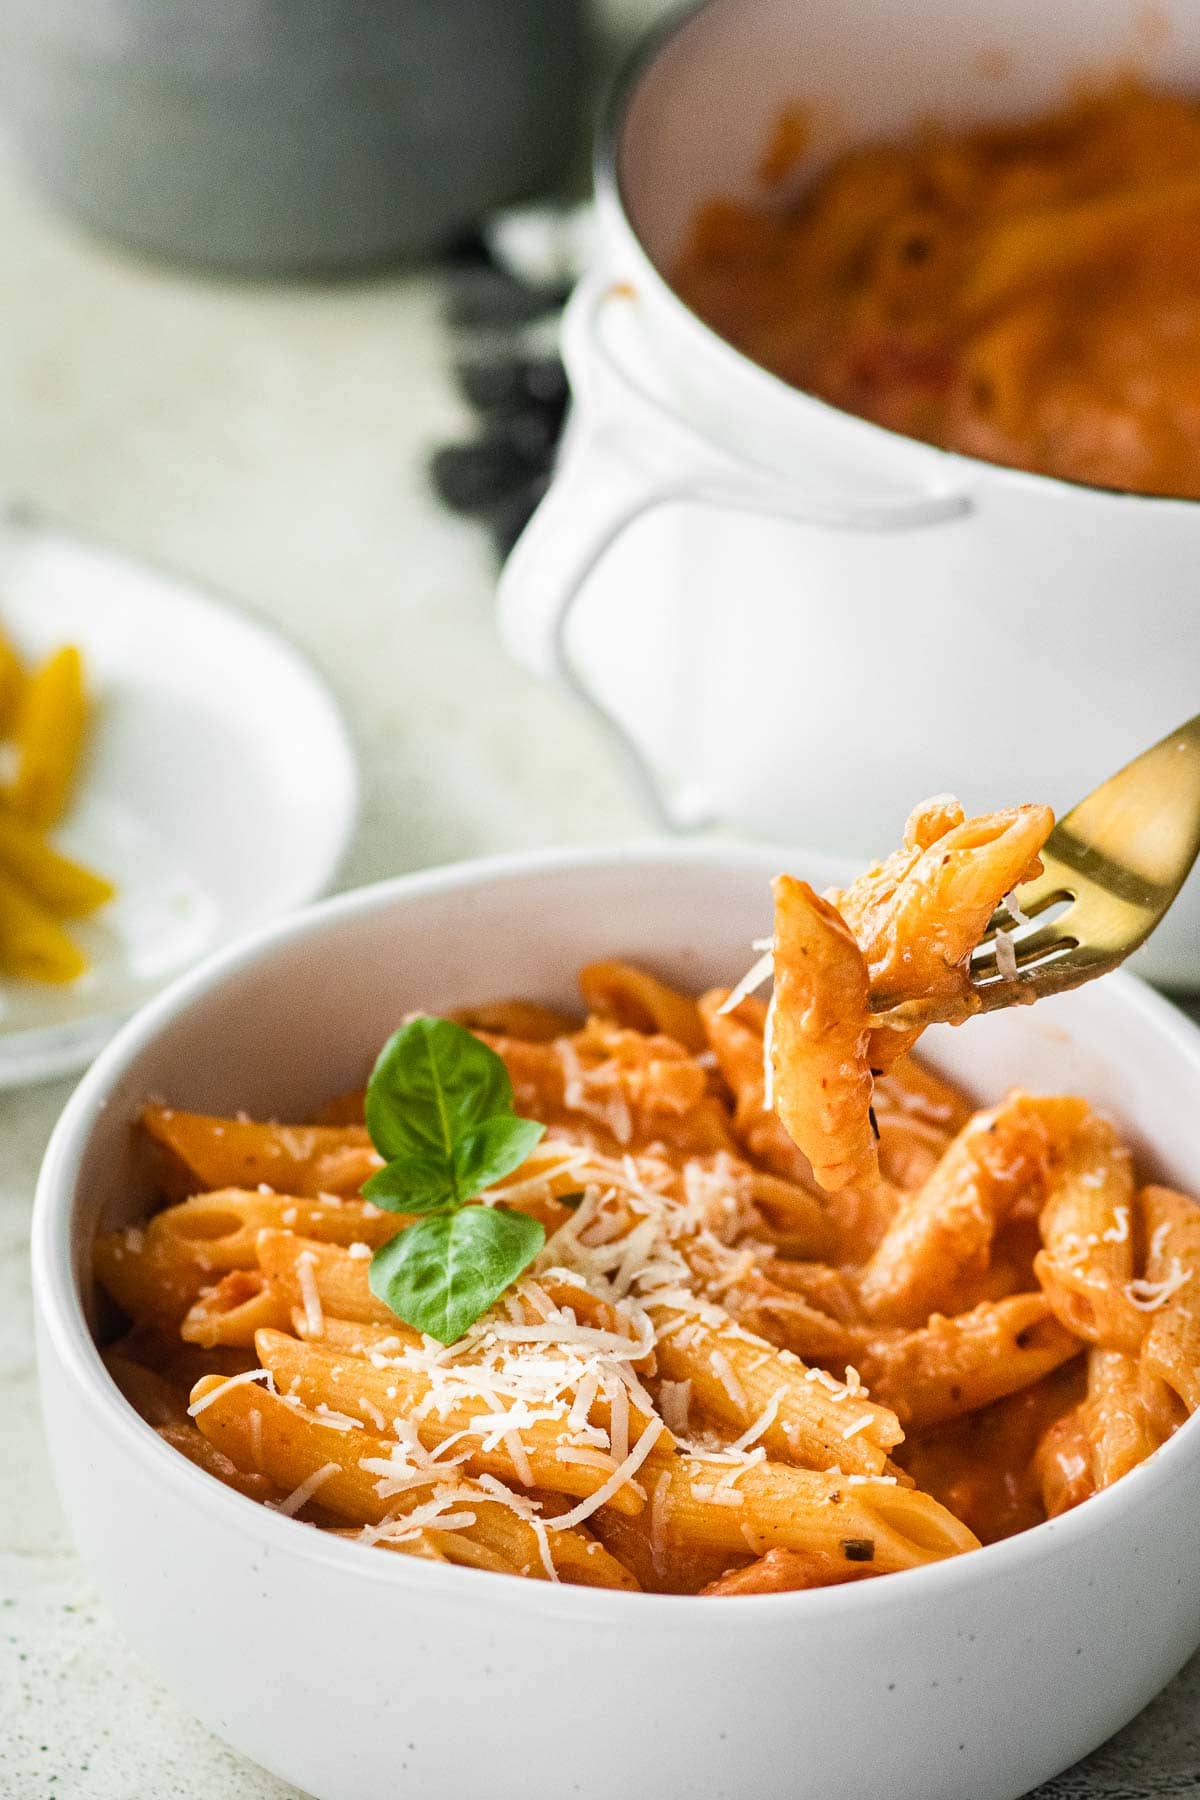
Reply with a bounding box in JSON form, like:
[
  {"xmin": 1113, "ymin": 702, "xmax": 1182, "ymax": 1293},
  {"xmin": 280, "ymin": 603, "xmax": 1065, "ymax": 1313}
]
[
  {"xmin": 365, "ymin": 1016, "xmax": 516, "ymax": 1170},
  {"xmin": 454, "ymin": 1114, "xmax": 545, "ymax": 1195},
  {"xmin": 369, "ymin": 1206, "xmax": 545, "ymax": 1345},
  {"xmin": 361, "ymin": 1150, "xmax": 456, "ymax": 1214}
]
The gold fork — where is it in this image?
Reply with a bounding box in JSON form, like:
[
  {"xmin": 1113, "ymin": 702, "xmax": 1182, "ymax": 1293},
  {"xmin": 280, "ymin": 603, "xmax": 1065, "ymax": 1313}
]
[{"xmin": 969, "ymin": 712, "xmax": 1200, "ymax": 1008}]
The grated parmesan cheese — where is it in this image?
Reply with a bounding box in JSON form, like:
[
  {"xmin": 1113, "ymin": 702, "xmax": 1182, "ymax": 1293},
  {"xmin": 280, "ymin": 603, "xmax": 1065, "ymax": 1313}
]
[
  {"xmin": 716, "ymin": 946, "xmax": 775, "ymax": 1016},
  {"xmin": 1124, "ymin": 1262, "xmax": 1192, "ymax": 1311},
  {"xmin": 710, "ymin": 1349, "xmax": 748, "ymax": 1410},
  {"xmin": 762, "ymin": 989, "xmax": 778, "ymax": 1110},
  {"xmin": 548, "ymin": 1417, "xmax": 664, "ymax": 1531},
  {"xmin": 994, "ymin": 928, "xmax": 1018, "ymax": 981},
  {"xmin": 1101, "ymin": 1206, "xmax": 1130, "ymax": 1245},
  {"xmin": 296, "ymin": 1251, "xmax": 324, "ymax": 1337},
  {"xmin": 186, "ymin": 1367, "xmax": 274, "ymax": 1417},
  {"xmin": 271, "ymin": 1461, "xmax": 340, "ymax": 1518},
  {"xmin": 727, "ymin": 1389, "xmax": 784, "ymax": 1454}
]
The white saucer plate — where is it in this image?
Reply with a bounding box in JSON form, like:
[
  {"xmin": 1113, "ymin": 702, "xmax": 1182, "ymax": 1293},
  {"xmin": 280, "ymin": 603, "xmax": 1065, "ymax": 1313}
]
[{"xmin": 0, "ymin": 505, "xmax": 358, "ymax": 1086}]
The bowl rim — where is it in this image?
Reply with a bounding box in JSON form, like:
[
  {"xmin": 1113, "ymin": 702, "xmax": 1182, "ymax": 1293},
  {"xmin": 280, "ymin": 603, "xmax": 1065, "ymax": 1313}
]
[
  {"xmin": 33, "ymin": 838, "xmax": 1200, "ymax": 1627},
  {"xmin": 593, "ymin": 0, "xmax": 1200, "ymax": 514}
]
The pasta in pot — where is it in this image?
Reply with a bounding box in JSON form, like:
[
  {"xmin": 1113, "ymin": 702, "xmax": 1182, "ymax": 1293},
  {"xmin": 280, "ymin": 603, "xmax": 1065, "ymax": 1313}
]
[
  {"xmin": 92, "ymin": 795, "xmax": 1200, "ymax": 1595},
  {"xmin": 674, "ymin": 83, "xmax": 1200, "ymax": 498}
]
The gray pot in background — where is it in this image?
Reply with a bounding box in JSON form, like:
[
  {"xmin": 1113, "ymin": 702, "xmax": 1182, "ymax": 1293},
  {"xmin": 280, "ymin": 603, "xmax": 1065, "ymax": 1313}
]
[{"xmin": 0, "ymin": 0, "xmax": 588, "ymax": 273}]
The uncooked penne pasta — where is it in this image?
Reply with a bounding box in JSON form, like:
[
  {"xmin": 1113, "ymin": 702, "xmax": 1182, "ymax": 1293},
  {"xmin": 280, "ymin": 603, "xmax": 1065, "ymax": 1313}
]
[
  {"xmin": 0, "ymin": 865, "xmax": 87, "ymax": 984},
  {"xmin": 0, "ymin": 624, "xmax": 26, "ymax": 731},
  {"xmin": 7, "ymin": 644, "xmax": 87, "ymax": 828},
  {"xmin": 0, "ymin": 807, "xmax": 113, "ymax": 917}
]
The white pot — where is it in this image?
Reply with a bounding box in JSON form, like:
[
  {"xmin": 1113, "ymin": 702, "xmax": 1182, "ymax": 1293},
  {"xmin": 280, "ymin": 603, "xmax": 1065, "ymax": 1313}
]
[
  {"xmin": 497, "ymin": 0, "xmax": 1200, "ymax": 988},
  {"xmin": 31, "ymin": 845, "xmax": 1200, "ymax": 1799}
]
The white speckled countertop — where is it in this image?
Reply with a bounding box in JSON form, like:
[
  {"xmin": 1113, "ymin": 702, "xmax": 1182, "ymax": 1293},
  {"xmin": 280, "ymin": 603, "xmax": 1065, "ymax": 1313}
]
[{"xmin": 0, "ymin": 128, "xmax": 1197, "ymax": 1800}]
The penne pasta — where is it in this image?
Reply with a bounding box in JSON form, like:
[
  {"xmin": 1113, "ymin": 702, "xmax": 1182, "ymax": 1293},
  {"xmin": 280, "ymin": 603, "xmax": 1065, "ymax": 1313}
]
[
  {"xmin": 698, "ymin": 990, "xmax": 817, "ymax": 1187},
  {"xmin": 104, "ymin": 1353, "xmax": 280, "ymax": 1504},
  {"xmin": 0, "ymin": 806, "xmax": 114, "ymax": 917},
  {"xmin": 674, "ymin": 83, "xmax": 1200, "ymax": 498},
  {"xmin": 94, "ymin": 1193, "xmax": 403, "ymax": 1330},
  {"xmin": 0, "ymin": 866, "xmax": 87, "ymax": 984},
  {"xmin": 181, "ymin": 1270, "xmax": 294, "ymax": 1348},
  {"xmin": 896, "ymin": 1361, "xmax": 1085, "ymax": 1544},
  {"xmin": 189, "ymin": 1375, "xmax": 639, "ymax": 1589},
  {"xmin": 649, "ymin": 1303, "xmax": 900, "ymax": 1476},
  {"xmin": 859, "ymin": 1094, "xmax": 1088, "ymax": 1327},
  {"xmin": 855, "ymin": 1293, "xmax": 1082, "ymax": 1432},
  {"xmin": 0, "ymin": 629, "xmax": 115, "ymax": 985},
  {"xmin": 141, "ymin": 1108, "xmax": 382, "ymax": 1198},
  {"xmin": 450, "ymin": 999, "xmax": 580, "ymax": 1042},
  {"xmin": 91, "ymin": 807, "xmax": 1200, "ymax": 1594},
  {"xmin": 253, "ymin": 1328, "xmax": 654, "ymax": 1515},
  {"xmin": 480, "ymin": 1023, "xmax": 738, "ymax": 1160},
  {"xmin": 1035, "ymin": 1113, "xmax": 1143, "ymax": 1352},
  {"xmin": 640, "ymin": 1453, "xmax": 979, "ymax": 1572},
  {"xmin": 1035, "ymin": 1403, "xmax": 1096, "ymax": 1519},
  {"xmin": 833, "ymin": 799, "xmax": 1054, "ymax": 1059},
  {"xmin": 700, "ymin": 1546, "xmax": 879, "ymax": 1596},
  {"xmin": 1085, "ymin": 1348, "xmax": 1163, "ymax": 1490},
  {"xmin": 8, "ymin": 644, "xmax": 87, "ymax": 828},
  {"xmin": 770, "ymin": 875, "xmax": 879, "ymax": 1195},
  {"xmin": 1139, "ymin": 1185, "xmax": 1200, "ymax": 1412},
  {"xmin": 578, "ymin": 960, "xmax": 707, "ymax": 1053},
  {"xmin": 256, "ymin": 1230, "xmax": 393, "ymax": 1327},
  {"xmin": 588, "ymin": 1494, "xmax": 736, "ymax": 1595},
  {"xmin": 0, "ymin": 623, "xmax": 27, "ymax": 732}
]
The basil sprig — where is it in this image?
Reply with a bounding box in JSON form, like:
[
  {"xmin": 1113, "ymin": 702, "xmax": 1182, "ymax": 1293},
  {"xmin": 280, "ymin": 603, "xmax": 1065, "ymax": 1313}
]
[{"xmin": 364, "ymin": 1017, "xmax": 546, "ymax": 1344}]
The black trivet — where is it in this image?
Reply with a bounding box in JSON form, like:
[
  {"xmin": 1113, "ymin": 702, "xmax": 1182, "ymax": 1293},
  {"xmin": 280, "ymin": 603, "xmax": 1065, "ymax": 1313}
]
[{"xmin": 430, "ymin": 231, "xmax": 572, "ymax": 561}]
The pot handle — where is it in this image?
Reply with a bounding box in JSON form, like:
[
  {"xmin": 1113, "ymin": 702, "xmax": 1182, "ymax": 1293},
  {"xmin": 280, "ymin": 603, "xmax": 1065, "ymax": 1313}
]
[{"xmin": 497, "ymin": 277, "xmax": 970, "ymax": 830}]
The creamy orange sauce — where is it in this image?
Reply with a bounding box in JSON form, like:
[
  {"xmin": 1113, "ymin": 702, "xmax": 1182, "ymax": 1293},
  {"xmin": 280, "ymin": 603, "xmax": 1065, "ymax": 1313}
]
[{"xmin": 674, "ymin": 83, "xmax": 1200, "ymax": 497}]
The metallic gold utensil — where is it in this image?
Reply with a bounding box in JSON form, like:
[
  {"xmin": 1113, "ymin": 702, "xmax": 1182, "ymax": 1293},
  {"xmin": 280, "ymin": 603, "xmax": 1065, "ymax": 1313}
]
[{"xmin": 970, "ymin": 712, "xmax": 1200, "ymax": 1008}]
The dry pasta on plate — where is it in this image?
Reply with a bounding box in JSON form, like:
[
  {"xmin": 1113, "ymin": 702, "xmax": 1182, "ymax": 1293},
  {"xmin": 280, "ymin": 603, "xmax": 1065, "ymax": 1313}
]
[
  {"xmin": 93, "ymin": 796, "xmax": 1200, "ymax": 1594},
  {"xmin": 0, "ymin": 621, "xmax": 114, "ymax": 984}
]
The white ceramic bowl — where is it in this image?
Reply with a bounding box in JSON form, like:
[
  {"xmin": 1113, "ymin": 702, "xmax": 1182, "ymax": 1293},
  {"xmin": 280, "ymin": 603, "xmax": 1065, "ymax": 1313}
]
[
  {"xmin": 32, "ymin": 845, "xmax": 1200, "ymax": 1800},
  {"xmin": 497, "ymin": 0, "xmax": 1200, "ymax": 986}
]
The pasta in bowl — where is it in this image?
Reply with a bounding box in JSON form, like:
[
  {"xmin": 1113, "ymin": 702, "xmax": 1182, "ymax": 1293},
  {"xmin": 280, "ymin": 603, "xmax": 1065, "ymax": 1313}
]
[{"xmin": 33, "ymin": 836, "xmax": 1200, "ymax": 1800}]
